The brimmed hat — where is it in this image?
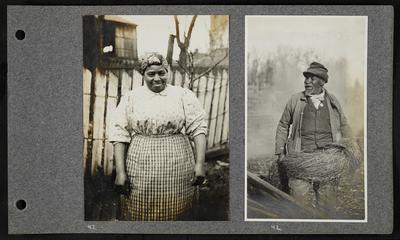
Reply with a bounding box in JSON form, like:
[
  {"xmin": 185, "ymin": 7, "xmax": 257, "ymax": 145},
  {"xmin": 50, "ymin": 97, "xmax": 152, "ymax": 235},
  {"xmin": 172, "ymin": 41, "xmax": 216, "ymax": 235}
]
[
  {"xmin": 303, "ymin": 62, "xmax": 329, "ymax": 83},
  {"xmin": 139, "ymin": 53, "xmax": 169, "ymax": 75}
]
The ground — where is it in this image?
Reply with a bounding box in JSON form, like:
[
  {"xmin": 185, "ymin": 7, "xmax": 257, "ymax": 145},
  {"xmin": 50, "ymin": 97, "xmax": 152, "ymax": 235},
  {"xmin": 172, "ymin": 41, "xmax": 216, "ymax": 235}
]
[{"xmin": 248, "ymin": 155, "xmax": 365, "ymax": 220}]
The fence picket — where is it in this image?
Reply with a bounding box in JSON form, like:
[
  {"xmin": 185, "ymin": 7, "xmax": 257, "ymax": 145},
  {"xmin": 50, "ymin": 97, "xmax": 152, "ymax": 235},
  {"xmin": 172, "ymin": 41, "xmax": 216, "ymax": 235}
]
[
  {"xmin": 215, "ymin": 70, "xmax": 227, "ymax": 146},
  {"xmin": 92, "ymin": 96, "xmax": 106, "ymax": 139},
  {"xmin": 208, "ymin": 72, "xmax": 221, "ymax": 148},
  {"xmin": 203, "ymin": 73, "xmax": 214, "ymax": 128},
  {"xmin": 221, "ymin": 70, "xmax": 229, "ymax": 144},
  {"xmin": 121, "ymin": 69, "xmax": 132, "ymax": 95},
  {"xmin": 83, "ymin": 68, "xmax": 92, "ymax": 95},
  {"xmin": 91, "ymin": 140, "xmax": 103, "ymax": 174},
  {"xmin": 104, "ymin": 142, "xmax": 114, "ymax": 175},
  {"xmin": 83, "ymin": 95, "xmax": 91, "ymax": 138},
  {"xmin": 108, "ymin": 70, "xmax": 119, "ymax": 97},
  {"xmin": 132, "ymin": 69, "xmax": 143, "ymax": 88},
  {"xmin": 94, "ymin": 69, "xmax": 107, "ymax": 97},
  {"xmin": 174, "ymin": 71, "xmax": 182, "ymax": 87},
  {"xmin": 197, "ymin": 75, "xmax": 207, "ymax": 107},
  {"xmin": 83, "ymin": 139, "xmax": 88, "ymax": 173}
]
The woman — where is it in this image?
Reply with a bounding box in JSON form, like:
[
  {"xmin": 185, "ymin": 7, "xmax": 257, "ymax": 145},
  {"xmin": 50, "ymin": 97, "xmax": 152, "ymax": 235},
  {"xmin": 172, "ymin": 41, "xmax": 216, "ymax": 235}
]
[{"xmin": 108, "ymin": 53, "xmax": 207, "ymax": 221}]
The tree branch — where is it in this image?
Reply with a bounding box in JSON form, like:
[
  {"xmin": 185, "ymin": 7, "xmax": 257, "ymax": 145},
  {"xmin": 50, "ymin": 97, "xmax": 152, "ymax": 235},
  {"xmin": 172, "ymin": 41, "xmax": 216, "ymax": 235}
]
[
  {"xmin": 184, "ymin": 15, "xmax": 197, "ymax": 47},
  {"xmin": 176, "ymin": 60, "xmax": 190, "ymax": 76},
  {"xmin": 193, "ymin": 51, "xmax": 228, "ymax": 81},
  {"xmin": 174, "ymin": 15, "xmax": 182, "ymax": 46}
]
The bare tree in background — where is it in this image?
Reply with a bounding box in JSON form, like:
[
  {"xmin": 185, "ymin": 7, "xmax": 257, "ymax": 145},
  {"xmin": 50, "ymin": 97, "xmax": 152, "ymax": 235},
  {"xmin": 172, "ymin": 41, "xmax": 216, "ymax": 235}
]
[
  {"xmin": 174, "ymin": 15, "xmax": 197, "ymax": 68},
  {"xmin": 173, "ymin": 15, "xmax": 228, "ymax": 90}
]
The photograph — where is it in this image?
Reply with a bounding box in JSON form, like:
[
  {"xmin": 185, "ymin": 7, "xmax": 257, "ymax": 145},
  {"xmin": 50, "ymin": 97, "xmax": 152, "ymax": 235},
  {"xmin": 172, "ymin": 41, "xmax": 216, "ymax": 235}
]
[
  {"xmin": 245, "ymin": 16, "xmax": 367, "ymax": 221},
  {"xmin": 82, "ymin": 15, "xmax": 229, "ymax": 221}
]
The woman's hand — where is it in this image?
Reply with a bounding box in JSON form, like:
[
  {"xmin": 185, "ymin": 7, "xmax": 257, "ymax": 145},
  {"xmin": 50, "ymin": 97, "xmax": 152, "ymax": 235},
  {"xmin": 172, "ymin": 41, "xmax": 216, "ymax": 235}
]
[
  {"xmin": 194, "ymin": 162, "xmax": 205, "ymax": 177},
  {"xmin": 115, "ymin": 172, "xmax": 127, "ymax": 186},
  {"xmin": 192, "ymin": 134, "xmax": 206, "ymax": 186},
  {"xmin": 277, "ymin": 153, "xmax": 285, "ymax": 162},
  {"xmin": 113, "ymin": 142, "xmax": 128, "ymax": 186},
  {"xmin": 192, "ymin": 163, "xmax": 205, "ymax": 186}
]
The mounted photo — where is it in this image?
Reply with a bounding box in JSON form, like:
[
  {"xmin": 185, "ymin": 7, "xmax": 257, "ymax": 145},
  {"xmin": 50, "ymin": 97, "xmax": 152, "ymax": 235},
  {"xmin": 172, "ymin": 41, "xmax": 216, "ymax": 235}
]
[
  {"xmin": 83, "ymin": 15, "xmax": 229, "ymax": 221},
  {"xmin": 245, "ymin": 16, "xmax": 367, "ymax": 221}
]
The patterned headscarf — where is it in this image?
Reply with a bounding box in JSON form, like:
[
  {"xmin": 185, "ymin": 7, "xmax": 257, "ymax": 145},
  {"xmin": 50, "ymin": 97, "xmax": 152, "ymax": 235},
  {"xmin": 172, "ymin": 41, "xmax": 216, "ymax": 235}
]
[{"xmin": 139, "ymin": 53, "xmax": 169, "ymax": 75}]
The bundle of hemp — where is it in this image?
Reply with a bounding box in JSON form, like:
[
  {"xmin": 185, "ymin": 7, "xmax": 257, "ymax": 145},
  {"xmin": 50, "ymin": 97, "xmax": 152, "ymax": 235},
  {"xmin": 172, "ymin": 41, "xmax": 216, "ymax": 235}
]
[{"xmin": 280, "ymin": 139, "xmax": 362, "ymax": 184}]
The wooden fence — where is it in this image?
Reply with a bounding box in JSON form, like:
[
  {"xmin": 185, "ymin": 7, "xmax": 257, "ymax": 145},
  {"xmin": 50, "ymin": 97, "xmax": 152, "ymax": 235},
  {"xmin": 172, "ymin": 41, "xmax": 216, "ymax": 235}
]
[{"xmin": 83, "ymin": 67, "xmax": 229, "ymax": 176}]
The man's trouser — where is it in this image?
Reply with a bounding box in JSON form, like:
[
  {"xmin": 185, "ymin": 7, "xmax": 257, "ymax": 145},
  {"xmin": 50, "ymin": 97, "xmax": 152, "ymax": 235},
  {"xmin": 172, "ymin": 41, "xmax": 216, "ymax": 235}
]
[{"xmin": 289, "ymin": 178, "xmax": 338, "ymax": 217}]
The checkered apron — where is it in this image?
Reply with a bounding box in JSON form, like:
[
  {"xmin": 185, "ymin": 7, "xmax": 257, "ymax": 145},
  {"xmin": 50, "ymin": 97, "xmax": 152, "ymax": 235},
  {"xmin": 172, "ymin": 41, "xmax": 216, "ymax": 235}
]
[{"xmin": 121, "ymin": 133, "xmax": 195, "ymax": 221}]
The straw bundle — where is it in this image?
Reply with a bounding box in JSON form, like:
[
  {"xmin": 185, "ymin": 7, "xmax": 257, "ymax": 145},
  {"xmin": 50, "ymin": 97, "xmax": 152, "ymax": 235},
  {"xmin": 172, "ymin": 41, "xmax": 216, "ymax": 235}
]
[{"xmin": 280, "ymin": 139, "xmax": 362, "ymax": 184}]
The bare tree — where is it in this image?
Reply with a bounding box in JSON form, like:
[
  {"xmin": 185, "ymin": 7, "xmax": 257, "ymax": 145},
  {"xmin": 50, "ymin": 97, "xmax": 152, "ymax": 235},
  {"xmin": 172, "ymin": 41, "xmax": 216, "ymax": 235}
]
[
  {"xmin": 173, "ymin": 15, "xmax": 228, "ymax": 90},
  {"xmin": 174, "ymin": 15, "xmax": 197, "ymax": 68}
]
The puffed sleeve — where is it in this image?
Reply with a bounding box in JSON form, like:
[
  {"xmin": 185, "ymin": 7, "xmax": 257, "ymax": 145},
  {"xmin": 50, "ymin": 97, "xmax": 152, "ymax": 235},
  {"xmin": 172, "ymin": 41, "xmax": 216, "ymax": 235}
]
[
  {"xmin": 182, "ymin": 88, "xmax": 208, "ymax": 139},
  {"xmin": 108, "ymin": 95, "xmax": 131, "ymax": 143}
]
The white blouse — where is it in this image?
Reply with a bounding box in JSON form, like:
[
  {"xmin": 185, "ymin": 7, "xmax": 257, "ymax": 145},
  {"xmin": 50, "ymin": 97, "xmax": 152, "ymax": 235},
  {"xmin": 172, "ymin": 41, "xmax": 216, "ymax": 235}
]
[{"xmin": 108, "ymin": 84, "xmax": 208, "ymax": 143}]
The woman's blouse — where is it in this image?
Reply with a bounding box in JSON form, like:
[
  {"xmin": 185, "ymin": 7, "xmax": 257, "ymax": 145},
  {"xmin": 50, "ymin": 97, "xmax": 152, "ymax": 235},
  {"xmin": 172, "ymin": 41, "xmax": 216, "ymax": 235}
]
[{"xmin": 108, "ymin": 84, "xmax": 207, "ymax": 143}]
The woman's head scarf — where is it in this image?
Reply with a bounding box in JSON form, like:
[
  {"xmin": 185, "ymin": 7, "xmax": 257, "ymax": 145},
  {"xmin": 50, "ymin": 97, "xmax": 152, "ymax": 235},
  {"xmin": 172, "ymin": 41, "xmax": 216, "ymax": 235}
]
[{"xmin": 139, "ymin": 53, "xmax": 169, "ymax": 75}]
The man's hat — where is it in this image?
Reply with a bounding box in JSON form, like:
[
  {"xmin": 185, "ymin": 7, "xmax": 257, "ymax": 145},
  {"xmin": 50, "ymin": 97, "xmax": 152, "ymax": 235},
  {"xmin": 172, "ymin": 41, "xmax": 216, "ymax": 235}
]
[{"xmin": 303, "ymin": 62, "xmax": 329, "ymax": 83}]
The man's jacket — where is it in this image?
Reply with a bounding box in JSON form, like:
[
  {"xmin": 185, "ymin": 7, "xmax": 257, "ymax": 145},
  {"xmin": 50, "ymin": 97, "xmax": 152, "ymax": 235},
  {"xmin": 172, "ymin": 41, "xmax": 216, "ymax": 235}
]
[{"xmin": 275, "ymin": 89, "xmax": 352, "ymax": 154}]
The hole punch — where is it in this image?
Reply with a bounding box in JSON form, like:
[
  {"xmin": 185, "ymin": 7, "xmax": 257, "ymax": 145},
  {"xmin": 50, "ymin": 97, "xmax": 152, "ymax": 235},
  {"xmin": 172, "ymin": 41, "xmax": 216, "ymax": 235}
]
[
  {"xmin": 16, "ymin": 199, "xmax": 26, "ymax": 210},
  {"xmin": 15, "ymin": 30, "xmax": 25, "ymax": 40}
]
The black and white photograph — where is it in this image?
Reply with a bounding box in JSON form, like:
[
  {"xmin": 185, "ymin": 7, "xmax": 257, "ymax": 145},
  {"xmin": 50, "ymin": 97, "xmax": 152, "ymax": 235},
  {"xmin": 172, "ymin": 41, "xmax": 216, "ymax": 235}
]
[
  {"xmin": 245, "ymin": 16, "xmax": 367, "ymax": 221},
  {"xmin": 83, "ymin": 15, "xmax": 229, "ymax": 221}
]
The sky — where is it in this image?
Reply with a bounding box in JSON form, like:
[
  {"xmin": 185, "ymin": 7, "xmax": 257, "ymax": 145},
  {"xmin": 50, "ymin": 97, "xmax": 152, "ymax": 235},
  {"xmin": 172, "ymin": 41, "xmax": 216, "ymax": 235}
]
[
  {"xmin": 120, "ymin": 15, "xmax": 212, "ymax": 60},
  {"xmin": 246, "ymin": 16, "xmax": 367, "ymax": 85}
]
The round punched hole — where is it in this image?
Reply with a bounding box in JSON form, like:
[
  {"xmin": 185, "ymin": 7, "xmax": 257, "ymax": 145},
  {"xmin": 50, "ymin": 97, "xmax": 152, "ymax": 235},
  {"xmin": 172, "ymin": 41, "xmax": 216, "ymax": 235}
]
[
  {"xmin": 16, "ymin": 199, "xmax": 26, "ymax": 210},
  {"xmin": 15, "ymin": 30, "xmax": 25, "ymax": 40}
]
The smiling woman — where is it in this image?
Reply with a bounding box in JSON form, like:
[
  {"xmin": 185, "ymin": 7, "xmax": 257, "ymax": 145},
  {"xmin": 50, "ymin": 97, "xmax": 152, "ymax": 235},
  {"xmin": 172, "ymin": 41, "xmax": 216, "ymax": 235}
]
[
  {"xmin": 83, "ymin": 15, "xmax": 230, "ymax": 222},
  {"xmin": 109, "ymin": 53, "xmax": 208, "ymax": 220}
]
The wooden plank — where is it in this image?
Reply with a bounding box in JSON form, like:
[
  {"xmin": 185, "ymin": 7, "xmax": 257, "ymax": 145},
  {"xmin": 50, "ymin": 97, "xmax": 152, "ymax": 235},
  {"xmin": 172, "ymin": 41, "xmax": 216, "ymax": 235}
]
[
  {"xmin": 174, "ymin": 71, "xmax": 183, "ymax": 87},
  {"xmin": 83, "ymin": 139, "xmax": 88, "ymax": 174},
  {"xmin": 83, "ymin": 68, "xmax": 92, "ymax": 95},
  {"xmin": 192, "ymin": 76, "xmax": 199, "ymax": 97},
  {"xmin": 94, "ymin": 69, "xmax": 107, "ymax": 97},
  {"xmin": 91, "ymin": 139, "xmax": 104, "ymax": 175},
  {"xmin": 183, "ymin": 74, "xmax": 190, "ymax": 89},
  {"xmin": 197, "ymin": 75, "xmax": 207, "ymax": 107},
  {"xmin": 171, "ymin": 70, "xmax": 176, "ymax": 86},
  {"xmin": 121, "ymin": 69, "xmax": 132, "ymax": 95},
  {"xmin": 214, "ymin": 70, "xmax": 227, "ymax": 146},
  {"xmin": 203, "ymin": 73, "xmax": 215, "ymax": 145},
  {"xmin": 166, "ymin": 69, "xmax": 172, "ymax": 85},
  {"xmin": 132, "ymin": 69, "xmax": 143, "ymax": 88},
  {"xmin": 221, "ymin": 70, "xmax": 229, "ymax": 143},
  {"xmin": 83, "ymin": 94, "xmax": 91, "ymax": 138},
  {"xmin": 108, "ymin": 70, "xmax": 119, "ymax": 98},
  {"xmin": 103, "ymin": 142, "xmax": 114, "ymax": 176},
  {"xmin": 92, "ymin": 95, "xmax": 106, "ymax": 139},
  {"xmin": 207, "ymin": 72, "xmax": 221, "ymax": 148},
  {"xmin": 105, "ymin": 97, "xmax": 117, "ymax": 138}
]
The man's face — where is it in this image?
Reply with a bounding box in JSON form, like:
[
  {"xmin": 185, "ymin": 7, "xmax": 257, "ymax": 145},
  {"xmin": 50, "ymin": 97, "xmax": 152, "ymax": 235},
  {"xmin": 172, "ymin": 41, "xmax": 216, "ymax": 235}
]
[{"xmin": 304, "ymin": 74, "xmax": 325, "ymax": 95}]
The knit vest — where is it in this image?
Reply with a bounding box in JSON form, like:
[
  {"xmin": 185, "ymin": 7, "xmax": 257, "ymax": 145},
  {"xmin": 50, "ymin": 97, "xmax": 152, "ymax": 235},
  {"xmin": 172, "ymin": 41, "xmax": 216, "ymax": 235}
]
[{"xmin": 300, "ymin": 98, "xmax": 333, "ymax": 151}]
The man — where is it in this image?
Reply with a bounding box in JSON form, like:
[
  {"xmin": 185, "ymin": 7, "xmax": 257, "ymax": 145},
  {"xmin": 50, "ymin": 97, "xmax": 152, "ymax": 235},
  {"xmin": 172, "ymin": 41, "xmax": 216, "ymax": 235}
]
[{"xmin": 275, "ymin": 62, "xmax": 351, "ymax": 210}]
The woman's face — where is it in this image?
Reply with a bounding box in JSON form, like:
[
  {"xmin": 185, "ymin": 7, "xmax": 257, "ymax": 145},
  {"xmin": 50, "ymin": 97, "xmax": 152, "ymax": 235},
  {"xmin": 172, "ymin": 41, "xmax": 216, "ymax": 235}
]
[{"xmin": 143, "ymin": 65, "xmax": 168, "ymax": 93}]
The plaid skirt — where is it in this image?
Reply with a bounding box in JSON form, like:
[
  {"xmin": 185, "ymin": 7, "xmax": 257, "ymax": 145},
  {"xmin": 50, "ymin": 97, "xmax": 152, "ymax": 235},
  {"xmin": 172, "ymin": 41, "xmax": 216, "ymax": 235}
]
[{"xmin": 121, "ymin": 133, "xmax": 195, "ymax": 221}]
